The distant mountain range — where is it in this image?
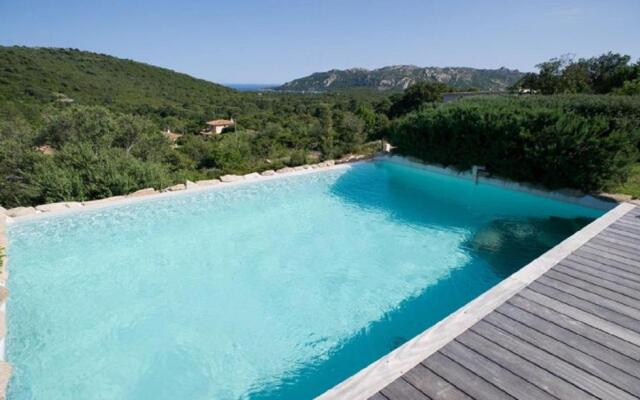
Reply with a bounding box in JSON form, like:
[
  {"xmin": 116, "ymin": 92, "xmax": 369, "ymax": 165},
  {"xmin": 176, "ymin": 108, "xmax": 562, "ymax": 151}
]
[{"xmin": 278, "ymin": 65, "xmax": 524, "ymax": 92}]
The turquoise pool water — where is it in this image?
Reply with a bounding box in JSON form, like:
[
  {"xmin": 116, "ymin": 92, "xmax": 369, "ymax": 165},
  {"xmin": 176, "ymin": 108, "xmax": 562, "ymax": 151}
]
[{"xmin": 6, "ymin": 160, "xmax": 606, "ymax": 399}]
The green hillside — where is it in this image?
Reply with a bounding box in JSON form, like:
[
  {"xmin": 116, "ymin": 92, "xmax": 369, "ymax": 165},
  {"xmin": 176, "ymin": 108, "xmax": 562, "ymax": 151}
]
[{"xmin": 0, "ymin": 46, "xmax": 236, "ymax": 120}]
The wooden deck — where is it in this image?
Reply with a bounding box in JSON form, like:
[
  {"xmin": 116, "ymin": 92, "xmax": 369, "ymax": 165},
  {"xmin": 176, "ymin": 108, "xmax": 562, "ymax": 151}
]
[{"xmin": 321, "ymin": 203, "xmax": 640, "ymax": 400}]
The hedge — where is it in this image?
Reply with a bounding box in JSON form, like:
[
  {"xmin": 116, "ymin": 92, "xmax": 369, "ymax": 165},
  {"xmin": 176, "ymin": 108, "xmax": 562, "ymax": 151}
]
[{"xmin": 388, "ymin": 95, "xmax": 640, "ymax": 192}]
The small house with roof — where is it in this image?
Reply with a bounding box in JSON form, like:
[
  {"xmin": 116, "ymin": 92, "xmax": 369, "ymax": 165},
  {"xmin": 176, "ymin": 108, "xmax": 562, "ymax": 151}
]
[{"xmin": 202, "ymin": 119, "xmax": 235, "ymax": 135}]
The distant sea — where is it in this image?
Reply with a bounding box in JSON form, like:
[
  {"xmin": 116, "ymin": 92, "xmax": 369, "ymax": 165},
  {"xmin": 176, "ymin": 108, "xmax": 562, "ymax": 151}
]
[{"xmin": 225, "ymin": 83, "xmax": 280, "ymax": 92}]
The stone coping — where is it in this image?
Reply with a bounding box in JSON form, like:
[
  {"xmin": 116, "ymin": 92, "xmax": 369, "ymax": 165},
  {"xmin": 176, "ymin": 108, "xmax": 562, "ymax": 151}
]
[
  {"xmin": 3, "ymin": 159, "xmax": 362, "ymax": 225},
  {"xmin": 3, "ymin": 154, "xmax": 619, "ymax": 224},
  {"xmin": 318, "ymin": 202, "xmax": 636, "ymax": 399},
  {"xmin": 378, "ymin": 154, "xmax": 617, "ymax": 211},
  {"xmin": 0, "ymin": 213, "xmax": 9, "ymax": 397}
]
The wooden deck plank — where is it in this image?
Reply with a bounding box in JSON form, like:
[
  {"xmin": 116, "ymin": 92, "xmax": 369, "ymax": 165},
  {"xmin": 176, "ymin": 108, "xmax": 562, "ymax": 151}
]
[
  {"xmin": 451, "ymin": 331, "xmax": 569, "ymax": 400},
  {"xmin": 617, "ymin": 217, "xmax": 640, "ymax": 228},
  {"xmin": 591, "ymin": 230, "xmax": 637, "ymax": 248},
  {"xmin": 616, "ymin": 216, "xmax": 640, "ymax": 225},
  {"xmin": 422, "ymin": 353, "xmax": 512, "ymax": 400},
  {"xmin": 609, "ymin": 220, "xmax": 640, "ymax": 231},
  {"xmin": 591, "ymin": 236, "xmax": 640, "ymax": 257},
  {"xmin": 575, "ymin": 247, "xmax": 640, "ymax": 272},
  {"xmin": 597, "ymin": 231, "xmax": 640, "ymax": 248},
  {"xmin": 485, "ymin": 311, "xmax": 640, "ymax": 396},
  {"xmin": 369, "ymin": 393, "xmax": 390, "ymax": 400},
  {"xmin": 528, "ymin": 281, "xmax": 640, "ymax": 332},
  {"xmin": 471, "ymin": 320, "xmax": 637, "ymax": 400},
  {"xmin": 570, "ymin": 251, "xmax": 640, "ymax": 278},
  {"xmin": 534, "ymin": 275, "xmax": 640, "ymax": 320},
  {"xmin": 584, "ymin": 241, "xmax": 640, "ymax": 264},
  {"xmin": 609, "ymin": 222, "xmax": 640, "ymax": 236},
  {"xmin": 403, "ymin": 364, "xmax": 472, "ymax": 400},
  {"xmin": 554, "ymin": 263, "xmax": 640, "ymax": 300},
  {"xmin": 581, "ymin": 243, "xmax": 640, "ymax": 266},
  {"xmin": 600, "ymin": 227, "xmax": 640, "ymax": 242},
  {"xmin": 498, "ymin": 300, "xmax": 640, "ymax": 375},
  {"xmin": 519, "ymin": 288, "xmax": 640, "ymax": 346},
  {"xmin": 508, "ymin": 294, "xmax": 640, "ymax": 361},
  {"xmin": 543, "ymin": 269, "xmax": 640, "ymax": 310},
  {"xmin": 380, "ymin": 378, "xmax": 431, "ymax": 400},
  {"xmin": 563, "ymin": 255, "xmax": 640, "ymax": 285},
  {"xmin": 602, "ymin": 226, "xmax": 640, "ymax": 242}
]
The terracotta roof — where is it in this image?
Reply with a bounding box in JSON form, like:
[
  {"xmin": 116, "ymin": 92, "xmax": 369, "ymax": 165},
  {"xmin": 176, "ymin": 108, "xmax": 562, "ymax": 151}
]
[{"xmin": 206, "ymin": 119, "xmax": 235, "ymax": 126}]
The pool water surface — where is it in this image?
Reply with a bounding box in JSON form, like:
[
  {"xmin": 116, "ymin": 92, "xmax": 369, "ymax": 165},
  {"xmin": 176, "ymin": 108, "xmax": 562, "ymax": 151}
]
[{"xmin": 6, "ymin": 160, "xmax": 605, "ymax": 399}]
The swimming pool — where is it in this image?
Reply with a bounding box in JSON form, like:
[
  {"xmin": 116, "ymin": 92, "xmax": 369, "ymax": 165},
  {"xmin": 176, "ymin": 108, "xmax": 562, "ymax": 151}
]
[{"xmin": 5, "ymin": 160, "xmax": 606, "ymax": 399}]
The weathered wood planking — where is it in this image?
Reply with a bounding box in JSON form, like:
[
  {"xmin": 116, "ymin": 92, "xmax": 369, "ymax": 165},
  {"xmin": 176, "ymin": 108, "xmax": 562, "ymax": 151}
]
[{"xmin": 320, "ymin": 203, "xmax": 640, "ymax": 400}]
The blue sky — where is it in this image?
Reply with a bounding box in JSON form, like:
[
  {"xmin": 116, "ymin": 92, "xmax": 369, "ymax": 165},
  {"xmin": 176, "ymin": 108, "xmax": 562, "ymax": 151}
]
[{"xmin": 1, "ymin": 0, "xmax": 639, "ymax": 84}]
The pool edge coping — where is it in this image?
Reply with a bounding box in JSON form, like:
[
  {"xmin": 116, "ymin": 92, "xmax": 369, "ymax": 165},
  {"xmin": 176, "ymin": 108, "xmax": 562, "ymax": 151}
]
[
  {"xmin": 4, "ymin": 161, "xmax": 363, "ymax": 225},
  {"xmin": 0, "ymin": 214, "xmax": 10, "ymax": 396},
  {"xmin": 4, "ymin": 154, "xmax": 619, "ymax": 225},
  {"xmin": 316, "ymin": 201, "xmax": 636, "ymax": 400}
]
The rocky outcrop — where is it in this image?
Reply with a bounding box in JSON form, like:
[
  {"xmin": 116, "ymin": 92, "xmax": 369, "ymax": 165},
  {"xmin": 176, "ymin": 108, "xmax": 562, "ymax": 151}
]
[
  {"xmin": 220, "ymin": 175, "xmax": 243, "ymax": 183},
  {"xmin": 243, "ymin": 172, "xmax": 261, "ymax": 180},
  {"xmin": 6, "ymin": 207, "xmax": 37, "ymax": 218},
  {"xmin": 278, "ymin": 65, "xmax": 523, "ymax": 92},
  {"xmin": 0, "ymin": 362, "xmax": 11, "ymax": 400},
  {"xmin": 164, "ymin": 183, "xmax": 186, "ymax": 192},
  {"xmin": 260, "ymin": 170, "xmax": 276, "ymax": 176},
  {"xmin": 276, "ymin": 167, "xmax": 293, "ymax": 174},
  {"xmin": 35, "ymin": 202, "xmax": 82, "ymax": 212},
  {"xmin": 83, "ymin": 196, "xmax": 125, "ymax": 206},
  {"xmin": 0, "ymin": 206, "xmax": 5, "ymax": 216},
  {"xmin": 128, "ymin": 188, "xmax": 156, "ymax": 197},
  {"xmin": 185, "ymin": 180, "xmax": 198, "ymax": 189},
  {"xmin": 196, "ymin": 179, "xmax": 221, "ymax": 186}
]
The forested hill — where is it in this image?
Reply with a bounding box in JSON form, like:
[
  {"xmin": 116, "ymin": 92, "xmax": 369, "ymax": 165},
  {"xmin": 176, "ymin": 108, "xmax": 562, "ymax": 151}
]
[
  {"xmin": 0, "ymin": 46, "xmax": 235, "ymax": 121},
  {"xmin": 278, "ymin": 65, "xmax": 524, "ymax": 92}
]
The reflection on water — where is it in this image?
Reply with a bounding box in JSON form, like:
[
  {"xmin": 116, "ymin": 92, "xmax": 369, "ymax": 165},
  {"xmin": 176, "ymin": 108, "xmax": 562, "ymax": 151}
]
[
  {"xmin": 246, "ymin": 162, "xmax": 602, "ymax": 399},
  {"xmin": 465, "ymin": 216, "xmax": 592, "ymax": 278}
]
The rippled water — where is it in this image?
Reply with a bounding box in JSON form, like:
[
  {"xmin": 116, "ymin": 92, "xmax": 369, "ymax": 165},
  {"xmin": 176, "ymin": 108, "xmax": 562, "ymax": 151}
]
[{"xmin": 6, "ymin": 161, "xmax": 605, "ymax": 399}]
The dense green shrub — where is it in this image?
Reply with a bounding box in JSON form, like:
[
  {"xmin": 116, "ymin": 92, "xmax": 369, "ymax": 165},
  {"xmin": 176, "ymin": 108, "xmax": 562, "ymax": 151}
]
[
  {"xmin": 388, "ymin": 96, "xmax": 640, "ymax": 192},
  {"xmin": 29, "ymin": 144, "xmax": 171, "ymax": 203}
]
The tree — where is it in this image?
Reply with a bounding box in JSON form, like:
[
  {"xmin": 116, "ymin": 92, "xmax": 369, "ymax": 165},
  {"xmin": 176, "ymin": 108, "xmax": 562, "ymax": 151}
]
[
  {"xmin": 562, "ymin": 62, "xmax": 591, "ymax": 93},
  {"xmin": 335, "ymin": 111, "xmax": 366, "ymax": 153},
  {"xmin": 585, "ymin": 52, "xmax": 634, "ymax": 94},
  {"xmin": 533, "ymin": 58, "xmax": 566, "ymax": 94},
  {"xmin": 615, "ymin": 78, "xmax": 640, "ymax": 96},
  {"xmin": 388, "ymin": 82, "xmax": 448, "ymax": 117},
  {"xmin": 314, "ymin": 104, "xmax": 336, "ymax": 157},
  {"xmin": 512, "ymin": 52, "xmax": 638, "ymax": 95}
]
